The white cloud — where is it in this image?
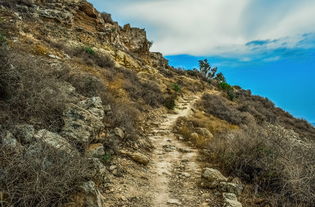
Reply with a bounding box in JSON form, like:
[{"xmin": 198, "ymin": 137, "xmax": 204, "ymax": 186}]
[{"xmin": 89, "ymin": 0, "xmax": 315, "ymax": 57}]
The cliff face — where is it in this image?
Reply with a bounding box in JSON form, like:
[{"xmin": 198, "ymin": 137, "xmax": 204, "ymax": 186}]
[
  {"xmin": 0, "ymin": 1, "xmax": 314, "ymax": 207},
  {"xmin": 1, "ymin": 0, "xmax": 168, "ymax": 70}
]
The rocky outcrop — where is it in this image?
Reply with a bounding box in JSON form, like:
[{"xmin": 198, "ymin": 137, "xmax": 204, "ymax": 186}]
[
  {"xmin": 223, "ymin": 193, "xmax": 242, "ymax": 207},
  {"xmin": 61, "ymin": 97, "xmax": 104, "ymax": 144},
  {"xmin": 34, "ymin": 129, "xmax": 78, "ymax": 154},
  {"xmin": 201, "ymin": 168, "xmax": 244, "ymax": 207},
  {"xmin": 202, "ymin": 168, "xmax": 228, "ymax": 183}
]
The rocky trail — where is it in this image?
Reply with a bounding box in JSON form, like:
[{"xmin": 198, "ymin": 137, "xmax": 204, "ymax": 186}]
[
  {"xmin": 103, "ymin": 93, "xmax": 224, "ymax": 207},
  {"xmin": 148, "ymin": 94, "xmax": 212, "ymax": 207}
]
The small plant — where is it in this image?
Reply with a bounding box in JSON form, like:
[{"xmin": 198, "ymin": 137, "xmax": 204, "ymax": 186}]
[
  {"xmin": 84, "ymin": 47, "xmax": 95, "ymax": 55},
  {"xmin": 102, "ymin": 152, "xmax": 112, "ymax": 163},
  {"xmin": 218, "ymin": 82, "xmax": 235, "ymax": 101},
  {"xmin": 0, "ymin": 33, "xmax": 6, "ymax": 45},
  {"xmin": 164, "ymin": 95, "xmax": 176, "ymax": 110},
  {"xmin": 215, "ymin": 72, "xmax": 226, "ymax": 83},
  {"xmin": 171, "ymin": 83, "xmax": 181, "ymax": 92}
]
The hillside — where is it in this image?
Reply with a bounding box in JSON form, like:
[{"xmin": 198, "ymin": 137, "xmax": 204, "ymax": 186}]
[{"xmin": 0, "ymin": 1, "xmax": 314, "ymax": 207}]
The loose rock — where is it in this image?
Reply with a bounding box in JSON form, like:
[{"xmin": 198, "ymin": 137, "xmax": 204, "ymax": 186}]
[{"xmin": 85, "ymin": 143, "xmax": 105, "ymax": 157}]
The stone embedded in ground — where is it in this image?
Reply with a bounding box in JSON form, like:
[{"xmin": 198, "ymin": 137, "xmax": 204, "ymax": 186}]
[
  {"xmin": 219, "ymin": 182, "xmax": 243, "ymax": 196},
  {"xmin": 61, "ymin": 97, "xmax": 104, "ymax": 144},
  {"xmin": 196, "ymin": 128, "xmax": 213, "ymax": 138},
  {"xmin": 181, "ymin": 172, "xmax": 191, "ymax": 177},
  {"xmin": 34, "ymin": 129, "xmax": 77, "ymax": 155},
  {"xmin": 2, "ymin": 131, "xmax": 21, "ymax": 149},
  {"xmin": 190, "ymin": 132, "xmax": 199, "ymax": 140},
  {"xmin": 85, "ymin": 143, "xmax": 105, "ymax": 157},
  {"xmin": 167, "ymin": 198, "xmax": 182, "ymax": 205},
  {"xmin": 120, "ymin": 150, "xmax": 150, "ymax": 165},
  {"xmin": 13, "ymin": 124, "xmax": 35, "ymax": 144},
  {"xmin": 202, "ymin": 168, "xmax": 228, "ymax": 182},
  {"xmin": 114, "ymin": 127, "xmax": 125, "ymax": 139},
  {"xmin": 223, "ymin": 193, "xmax": 242, "ymax": 207}
]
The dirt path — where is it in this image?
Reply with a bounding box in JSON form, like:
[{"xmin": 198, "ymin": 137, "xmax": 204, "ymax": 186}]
[
  {"xmin": 104, "ymin": 93, "xmax": 216, "ymax": 207},
  {"xmin": 147, "ymin": 94, "xmax": 211, "ymax": 207}
]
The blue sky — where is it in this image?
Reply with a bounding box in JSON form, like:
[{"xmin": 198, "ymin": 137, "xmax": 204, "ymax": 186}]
[{"xmin": 88, "ymin": 0, "xmax": 315, "ymax": 123}]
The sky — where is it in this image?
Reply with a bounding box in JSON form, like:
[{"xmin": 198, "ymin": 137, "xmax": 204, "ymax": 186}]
[{"xmin": 88, "ymin": 0, "xmax": 315, "ymax": 124}]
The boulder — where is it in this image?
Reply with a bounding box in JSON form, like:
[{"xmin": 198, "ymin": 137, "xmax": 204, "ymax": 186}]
[
  {"xmin": 114, "ymin": 127, "xmax": 124, "ymax": 139},
  {"xmin": 85, "ymin": 143, "xmax": 105, "ymax": 157},
  {"xmin": 1, "ymin": 131, "xmax": 21, "ymax": 149},
  {"xmin": 79, "ymin": 1, "xmax": 97, "ymax": 18},
  {"xmin": 196, "ymin": 128, "xmax": 213, "ymax": 138},
  {"xmin": 223, "ymin": 193, "xmax": 242, "ymax": 207},
  {"xmin": 219, "ymin": 182, "xmax": 244, "ymax": 196},
  {"xmin": 121, "ymin": 150, "xmax": 150, "ymax": 165},
  {"xmin": 61, "ymin": 97, "xmax": 104, "ymax": 144},
  {"xmin": 80, "ymin": 181, "xmax": 106, "ymax": 207},
  {"xmin": 167, "ymin": 199, "xmax": 182, "ymax": 205},
  {"xmin": 13, "ymin": 124, "xmax": 35, "ymax": 144},
  {"xmin": 202, "ymin": 168, "xmax": 228, "ymax": 182},
  {"xmin": 34, "ymin": 129, "xmax": 77, "ymax": 155},
  {"xmin": 190, "ymin": 132, "xmax": 199, "ymax": 140}
]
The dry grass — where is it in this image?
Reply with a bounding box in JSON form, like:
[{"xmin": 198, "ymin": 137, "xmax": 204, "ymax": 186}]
[
  {"xmin": 235, "ymin": 89, "xmax": 315, "ymax": 140},
  {"xmin": 198, "ymin": 94, "xmax": 254, "ymax": 125},
  {"xmin": 207, "ymin": 124, "xmax": 315, "ymax": 206},
  {"xmin": 0, "ymin": 48, "xmax": 71, "ymax": 131},
  {"xmin": 175, "ymin": 111, "xmax": 237, "ymax": 148},
  {"xmin": 0, "ymin": 143, "xmax": 90, "ymax": 207}
]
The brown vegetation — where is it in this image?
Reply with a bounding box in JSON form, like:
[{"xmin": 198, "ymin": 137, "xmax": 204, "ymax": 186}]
[
  {"xmin": 0, "ymin": 143, "xmax": 90, "ymax": 207},
  {"xmin": 0, "ymin": 48, "xmax": 70, "ymax": 131},
  {"xmin": 207, "ymin": 125, "xmax": 315, "ymax": 206},
  {"xmin": 194, "ymin": 92, "xmax": 315, "ymax": 206}
]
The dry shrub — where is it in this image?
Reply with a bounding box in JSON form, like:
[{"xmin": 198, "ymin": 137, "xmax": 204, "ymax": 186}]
[
  {"xmin": 235, "ymin": 89, "xmax": 315, "ymax": 140},
  {"xmin": 118, "ymin": 67, "xmax": 164, "ymax": 108},
  {"xmin": 66, "ymin": 73, "xmax": 107, "ymax": 98},
  {"xmin": 208, "ymin": 125, "xmax": 315, "ymax": 206},
  {"xmin": 0, "ymin": 48, "xmax": 71, "ymax": 131},
  {"xmin": 176, "ymin": 112, "xmax": 237, "ymax": 148},
  {"xmin": 0, "ymin": 143, "xmax": 90, "ymax": 207},
  {"xmin": 198, "ymin": 94, "xmax": 253, "ymax": 125},
  {"xmin": 109, "ymin": 101, "xmax": 141, "ymax": 135},
  {"xmin": 69, "ymin": 47, "xmax": 115, "ymax": 69}
]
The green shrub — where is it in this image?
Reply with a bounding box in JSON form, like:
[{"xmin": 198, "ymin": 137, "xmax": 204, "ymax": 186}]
[
  {"xmin": 171, "ymin": 83, "xmax": 181, "ymax": 92},
  {"xmin": 215, "ymin": 72, "xmax": 226, "ymax": 83},
  {"xmin": 218, "ymin": 82, "xmax": 232, "ymax": 90},
  {"xmin": 84, "ymin": 47, "xmax": 95, "ymax": 55},
  {"xmin": 218, "ymin": 82, "xmax": 235, "ymax": 100},
  {"xmin": 102, "ymin": 152, "xmax": 112, "ymax": 163},
  {"xmin": 164, "ymin": 95, "xmax": 176, "ymax": 110}
]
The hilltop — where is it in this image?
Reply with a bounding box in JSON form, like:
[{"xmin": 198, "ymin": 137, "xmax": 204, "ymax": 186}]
[{"xmin": 0, "ymin": 1, "xmax": 314, "ymax": 207}]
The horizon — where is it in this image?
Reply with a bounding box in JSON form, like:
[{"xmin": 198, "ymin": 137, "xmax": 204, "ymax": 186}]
[{"xmin": 88, "ymin": 0, "xmax": 315, "ymax": 123}]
